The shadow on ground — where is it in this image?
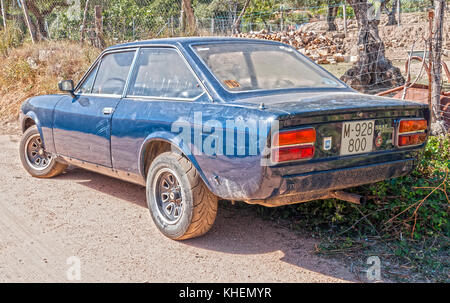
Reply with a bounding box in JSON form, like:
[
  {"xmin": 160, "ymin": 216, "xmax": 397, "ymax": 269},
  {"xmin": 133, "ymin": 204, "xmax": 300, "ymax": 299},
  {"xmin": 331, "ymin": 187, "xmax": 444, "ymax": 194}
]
[{"xmin": 55, "ymin": 167, "xmax": 358, "ymax": 282}]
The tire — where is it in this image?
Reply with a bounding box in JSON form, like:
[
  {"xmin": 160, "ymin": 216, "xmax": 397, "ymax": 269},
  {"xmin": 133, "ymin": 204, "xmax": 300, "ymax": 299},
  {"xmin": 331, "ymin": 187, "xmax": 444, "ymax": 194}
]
[
  {"xmin": 146, "ymin": 152, "xmax": 218, "ymax": 240},
  {"xmin": 19, "ymin": 125, "xmax": 67, "ymax": 178}
]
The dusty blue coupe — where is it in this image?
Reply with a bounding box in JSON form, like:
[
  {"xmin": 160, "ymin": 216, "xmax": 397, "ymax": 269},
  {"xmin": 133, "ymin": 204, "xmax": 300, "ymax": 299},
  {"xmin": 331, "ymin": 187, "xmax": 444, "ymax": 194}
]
[{"xmin": 19, "ymin": 37, "xmax": 429, "ymax": 239}]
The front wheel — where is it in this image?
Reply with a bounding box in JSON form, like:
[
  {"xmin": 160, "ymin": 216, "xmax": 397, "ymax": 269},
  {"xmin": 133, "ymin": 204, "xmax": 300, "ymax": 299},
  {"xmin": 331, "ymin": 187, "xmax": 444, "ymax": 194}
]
[
  {"xmin": 146, "ymin": 152, "xmax": 218, "ymax": 240},
  {"xmin": 19, "ymin": 126, "xmax": 67, "ymax": 178}
]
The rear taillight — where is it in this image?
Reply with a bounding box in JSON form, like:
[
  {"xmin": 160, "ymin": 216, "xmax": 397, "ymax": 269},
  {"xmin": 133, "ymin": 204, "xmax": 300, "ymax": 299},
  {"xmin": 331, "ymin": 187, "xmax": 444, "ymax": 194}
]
[
  {"xmin": 399, "ymin": 119, "xmax": 427, "ymax": 133},
  {"xmin": 272, "ymin": 146, "xmax": 315, "ymax": 163},
  {"xmin": 398, "ymin": 133, "xmax": 427, "ymax": 147},
  {"xmin": 271, "ymin": 128, "xmax": 316, "ymax": 163},
  {"xmin": 273, "ymin": 128, "xmax": 316, "ymax": 146},
  {"xmin": 397, "ymin": 119, "xmax": 427, "ymax": 147}
]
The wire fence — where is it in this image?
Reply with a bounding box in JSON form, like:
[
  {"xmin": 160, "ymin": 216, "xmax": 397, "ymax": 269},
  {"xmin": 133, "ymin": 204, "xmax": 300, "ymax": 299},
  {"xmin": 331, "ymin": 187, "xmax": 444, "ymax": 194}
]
[
  {"xmin": 1, "ymin": 1, "xmax": 445, "ymax": 43},
  {"xmin": 0, "ymin": 0, "xmax": 449, "ymax": 130}
]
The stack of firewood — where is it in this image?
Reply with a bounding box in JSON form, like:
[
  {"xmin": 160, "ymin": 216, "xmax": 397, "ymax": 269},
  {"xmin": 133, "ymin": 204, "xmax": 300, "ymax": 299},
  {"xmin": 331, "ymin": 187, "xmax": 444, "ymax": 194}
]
[{"xmin": 234, "ymin": 29, "xmax": 348, "ymax": 65}]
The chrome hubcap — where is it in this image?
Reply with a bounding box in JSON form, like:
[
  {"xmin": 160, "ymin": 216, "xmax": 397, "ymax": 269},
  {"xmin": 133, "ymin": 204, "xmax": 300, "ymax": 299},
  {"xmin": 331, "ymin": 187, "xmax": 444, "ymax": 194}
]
[
  {"xmin": 154, "ymin": 169, "xmax": 183, "ymax": 224},
  {"xmin": 25, "ymin": 134, "xmax": 52, "ymax": 171}
]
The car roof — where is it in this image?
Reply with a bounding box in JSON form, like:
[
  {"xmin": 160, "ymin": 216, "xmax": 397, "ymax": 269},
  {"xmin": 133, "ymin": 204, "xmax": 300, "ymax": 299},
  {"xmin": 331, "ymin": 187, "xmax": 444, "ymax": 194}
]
[{"xmin": 106, "ymin": 36, "xmax": 283, "ymax": 50}]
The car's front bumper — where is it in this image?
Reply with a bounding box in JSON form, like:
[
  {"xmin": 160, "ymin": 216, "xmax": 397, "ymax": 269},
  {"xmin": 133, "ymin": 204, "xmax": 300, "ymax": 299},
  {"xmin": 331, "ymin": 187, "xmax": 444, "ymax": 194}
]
[{"xmin": 246, "ymin": 158, "xmax": 416, "ymax": 206}]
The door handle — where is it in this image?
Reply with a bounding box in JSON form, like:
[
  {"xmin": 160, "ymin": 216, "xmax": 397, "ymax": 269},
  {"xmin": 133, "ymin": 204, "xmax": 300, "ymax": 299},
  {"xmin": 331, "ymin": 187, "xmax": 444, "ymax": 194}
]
[{"xmin": 102, "ymin": 107, "xmax": 114, "ymax": 115}]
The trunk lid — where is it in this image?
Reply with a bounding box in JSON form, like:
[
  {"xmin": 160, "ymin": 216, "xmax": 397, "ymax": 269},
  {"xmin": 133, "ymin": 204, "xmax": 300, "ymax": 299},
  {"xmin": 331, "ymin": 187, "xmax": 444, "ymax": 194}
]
[
  {"xmin": 232, "ymin": 91, "xmax": 428, "ymax": 116},
  {"xmin": 233, "ymin": 91, "xmax": 430, "ymax": 174}
]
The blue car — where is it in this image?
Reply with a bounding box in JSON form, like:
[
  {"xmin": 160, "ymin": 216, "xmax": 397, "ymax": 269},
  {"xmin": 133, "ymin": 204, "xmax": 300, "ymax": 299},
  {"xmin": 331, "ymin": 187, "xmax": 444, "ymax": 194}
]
[{"xmin": 19, "ymin": 37, "xmax": 429, "ymax": 240}]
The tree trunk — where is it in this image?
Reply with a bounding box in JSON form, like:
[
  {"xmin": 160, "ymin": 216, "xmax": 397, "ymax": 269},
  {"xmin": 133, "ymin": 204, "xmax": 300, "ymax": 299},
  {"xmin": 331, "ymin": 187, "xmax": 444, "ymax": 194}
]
[
  {"xmin": 22, "ymin": 1, "xmax": 71, "ymax": 41},
  {"xmin": 341, "ymin": 0, "xmax": 404, "ymax": 93},
  {"xmin": 182, "ymin": 0, "xmax": 196, "ymax": 35},
  {"xmin": 233, "ymin": 0, "xmax": 251, "ymax": 34},
  {"xmin": 382, "ymin": 0, "xmax": 398, "ymax": 26},
  {"xmin": 80, "ymin": 0, "xmax": 90, "ymax": 43},
  {"xmin": 94, "ymin": 5, "xmax": 105, "ymax": 49},
  {"xmin": 431, "ymin": 0, "xmax": 445, "ymax": 126},
  {"xmin": 34, "ymin": 16, "xmax": 48, "ymax": 40},
  {"xmin": 1, "ymin": 0, "xmax": 6, "ymax": 31},
  {"xmin": 262, "ymin": 19, "xmax": 269, "ymax": 32},
  {"xmin": 20, "ymin": 0, "xmax": 36, "ymax": 43},
  {"xmin": 326, "ymin": 2, "xmax": 338, "ymax": 31},
  {"xmin": 26, "ymin": 0, "xmax": 48, "ymax": 40}
]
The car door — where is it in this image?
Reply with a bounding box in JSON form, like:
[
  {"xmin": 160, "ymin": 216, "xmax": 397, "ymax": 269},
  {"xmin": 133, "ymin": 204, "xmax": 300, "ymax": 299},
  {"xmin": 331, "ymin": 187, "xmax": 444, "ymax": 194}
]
[
  {"xmin": 53, "ymin": 49, "xmax": 137, "ymax": 167},
  {"xmin": 110, "ymin": 47, "xmax": 208, "ymax": 175}
]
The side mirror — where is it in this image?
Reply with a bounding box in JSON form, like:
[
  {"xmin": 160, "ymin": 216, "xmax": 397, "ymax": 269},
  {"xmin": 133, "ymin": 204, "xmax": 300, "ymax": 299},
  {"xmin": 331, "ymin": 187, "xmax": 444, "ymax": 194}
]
[{"xmin": 58, "ymin": 80, "xmax": 75, "ymax": 97}]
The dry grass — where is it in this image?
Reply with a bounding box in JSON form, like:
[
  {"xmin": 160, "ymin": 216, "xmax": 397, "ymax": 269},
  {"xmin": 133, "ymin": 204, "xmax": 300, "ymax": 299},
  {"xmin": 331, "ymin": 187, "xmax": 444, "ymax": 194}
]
[{"xmin": 0, "ymin": 41, "xmax": 100, "ymax": 121}]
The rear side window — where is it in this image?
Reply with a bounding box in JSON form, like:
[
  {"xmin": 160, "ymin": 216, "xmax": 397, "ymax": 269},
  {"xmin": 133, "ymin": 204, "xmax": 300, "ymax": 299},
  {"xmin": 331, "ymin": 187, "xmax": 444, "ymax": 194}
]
[
  {"xmin": 92, "ymin": 51, "xmax": 135, "ymax": 95},
  {"xmin": 127, "ymin": 48, "xmax": 204, "ymax": 99}
]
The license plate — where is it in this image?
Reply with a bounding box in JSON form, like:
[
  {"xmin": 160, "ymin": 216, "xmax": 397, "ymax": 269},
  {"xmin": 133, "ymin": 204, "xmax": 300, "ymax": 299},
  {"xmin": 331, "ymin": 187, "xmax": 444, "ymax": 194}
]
[{"xmin": 340, "ymin": 120, "xmax": 375, "ymax": 156}]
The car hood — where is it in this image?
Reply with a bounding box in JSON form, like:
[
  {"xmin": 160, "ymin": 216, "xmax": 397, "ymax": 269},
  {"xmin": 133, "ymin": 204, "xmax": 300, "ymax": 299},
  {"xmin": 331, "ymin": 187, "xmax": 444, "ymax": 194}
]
[{"xmin": 231, "ymin": 91, "xmax": 427, "ymax": 116}]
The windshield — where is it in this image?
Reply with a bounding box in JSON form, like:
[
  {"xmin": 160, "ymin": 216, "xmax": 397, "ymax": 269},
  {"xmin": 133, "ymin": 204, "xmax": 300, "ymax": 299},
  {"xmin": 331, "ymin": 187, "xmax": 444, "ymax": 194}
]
[{"xmin": 192, "ymin": 42, "xmax": 345, "ymax": 92}]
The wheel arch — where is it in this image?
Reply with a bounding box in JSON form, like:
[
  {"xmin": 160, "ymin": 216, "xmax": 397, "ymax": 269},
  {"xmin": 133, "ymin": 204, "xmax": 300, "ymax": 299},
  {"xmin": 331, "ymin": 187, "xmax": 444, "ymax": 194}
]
[
  {"xmin": 21, "ymin": 112, "xmax": 45, "ymax": 145},
  {"xmin": 22, "ymin": 117, "xmax": 36, "ymax": 132},
  {"xmin": 138, "ymin": 133, "xmax": 213, "ymax": 191}
]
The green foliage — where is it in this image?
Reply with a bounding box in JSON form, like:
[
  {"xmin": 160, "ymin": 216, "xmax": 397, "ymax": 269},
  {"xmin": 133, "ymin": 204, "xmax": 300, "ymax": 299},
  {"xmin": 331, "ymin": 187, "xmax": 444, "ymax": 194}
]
[
  {"xmin": 102, "ymin": 0, "xmax": 181, "ymax": 40},
  {"xmin": 0, "ymin": 22, "xmax": 24, "ymax": 57},
  {"xmin": 401, "ymin": 0, "xmax": 433, "ymax": 13},
  {"xmin": 419, "ymin": 134, "xmax": 450, "ymax": 174},
  {"xmin": 37, "ymin": 0, "xmax": 183, "ymax": 42},
  {"xmin": 32, "ymin": 0, "xmax": 70, "ymax": 13},
  {"xmin": 336, "ymin": 3, "xmax": 354, "ymax": 18},
  {"xmin": 1, "ymin": 0, "xmax": 436, "ymax": 44},
  {"xmin": 49, "ymin": 11, "xmax": 83, "ymax": 40},
  {"xmin": 244, "ymin": 0, "xmax": 280, "ymax": 26}
]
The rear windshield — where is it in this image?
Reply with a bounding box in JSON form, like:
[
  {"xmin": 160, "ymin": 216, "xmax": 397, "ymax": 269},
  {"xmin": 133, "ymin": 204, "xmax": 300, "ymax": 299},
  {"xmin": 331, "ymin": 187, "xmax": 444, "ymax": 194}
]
[{"xmin": 192, "ymin": 42, "xmax": 344, "ymax": 92}]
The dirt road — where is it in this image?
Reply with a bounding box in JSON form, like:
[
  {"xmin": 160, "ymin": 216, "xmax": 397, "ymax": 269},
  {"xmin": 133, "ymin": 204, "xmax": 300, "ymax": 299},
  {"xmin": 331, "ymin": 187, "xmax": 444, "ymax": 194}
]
[{"xmin": 0, "ymin": 129, "xmax": 358, "ymax": 282}]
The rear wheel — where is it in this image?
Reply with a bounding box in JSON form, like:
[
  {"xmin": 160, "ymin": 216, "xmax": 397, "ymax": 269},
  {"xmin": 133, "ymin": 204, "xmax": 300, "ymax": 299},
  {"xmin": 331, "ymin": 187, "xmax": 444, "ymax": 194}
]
[
  {"xmin": 146, "ymin": 152, "xmax": 218, "ymax": 240},
  {"xmin": 19, "ymin": 126, "xmax": 67, "ymax": 178}
]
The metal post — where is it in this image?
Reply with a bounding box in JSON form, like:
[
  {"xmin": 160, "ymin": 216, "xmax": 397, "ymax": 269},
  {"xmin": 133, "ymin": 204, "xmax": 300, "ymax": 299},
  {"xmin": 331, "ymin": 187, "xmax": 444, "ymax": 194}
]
[
  {"xmin": 397, "ymin": 0, "xmax": 401, "ymax": 26},
  {"xmin": 427, "ymin": 10, "xmax": 433, "ymax": 113},
  {"xmin": 1, "ymin": 0, "xmax": 7, "ymax": 31},
  {"xmin": 280, "ymin": 5, "xmax": 284, "ymax": 31},
  {"xmin": 45, "ymin": 19, "xmax": 50, "ymax": 39},
  {"xmin": 180, "ymin": 9, "xmax": 184, "ymax": 32},
  {"xmin": 80, "ymin": 0, "xmax": 90, "ymax": 43},
  {"xmin": 343, "ymin": 3, "xmax": 347, "ymax": 36},
  {"xmin": 94, "ymin": 5, "xmax": 105, "ymax": 49},
  {"xmin": 431, "ymin": 0, "xmax": 445, "ymax": 124},
  {"xmin": 210, "ymin": 17, "xmax": 214, "ymax": 35},
  {"xmin": 132, "ymin": 18, "xmax": 135, "ymax": 40},
  {"xmin": 20, "ymin": 0, "xmax": 36, "ymax": 44}
]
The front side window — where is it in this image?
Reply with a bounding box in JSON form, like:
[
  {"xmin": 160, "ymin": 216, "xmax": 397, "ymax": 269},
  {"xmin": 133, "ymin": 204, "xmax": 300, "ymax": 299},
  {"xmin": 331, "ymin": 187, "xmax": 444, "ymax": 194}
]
[
  {"xmin": 128, "ymin": 48, "xmax": 204, "ymax": 99},
  {"xmin": 91, "ymin": 51, "xmax": 135, "ymax": 95},
  {"xmin": 193, "ymin": 43, "xmax": 344, "ymax": 92},
  {"xmin": 77, "ymin": 63, "xmax": 98, "ymax": 94}
]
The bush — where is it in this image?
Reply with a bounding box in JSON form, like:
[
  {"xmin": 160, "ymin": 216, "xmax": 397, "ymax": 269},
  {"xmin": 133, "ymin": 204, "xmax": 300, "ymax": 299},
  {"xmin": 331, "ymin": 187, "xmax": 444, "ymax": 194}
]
[
  {"xmin": 0, "ymin": 22, "xmax": 24, "ymax": 57},
  {"xmin": 0, "ymin": 41, "xmax": 100, "ymax": 121}
]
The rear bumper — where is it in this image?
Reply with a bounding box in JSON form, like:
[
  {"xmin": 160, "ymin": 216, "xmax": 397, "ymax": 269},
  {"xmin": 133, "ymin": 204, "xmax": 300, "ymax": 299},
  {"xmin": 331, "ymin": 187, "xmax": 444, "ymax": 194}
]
[{"xmin": 247, "ymin": 158, "xmax": 416, "ymax": 206}]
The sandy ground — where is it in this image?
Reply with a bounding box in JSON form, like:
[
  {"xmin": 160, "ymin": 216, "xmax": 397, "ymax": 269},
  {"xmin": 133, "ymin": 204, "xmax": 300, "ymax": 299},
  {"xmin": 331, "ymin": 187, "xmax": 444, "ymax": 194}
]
[{"xmin": 0, "ymin": 127, "xmax": 361, "ymax": 283}]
